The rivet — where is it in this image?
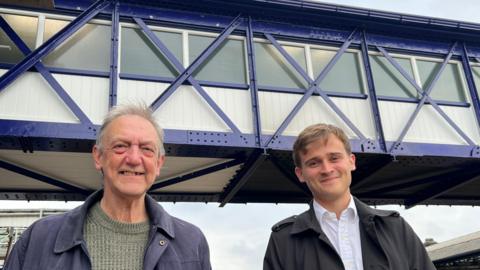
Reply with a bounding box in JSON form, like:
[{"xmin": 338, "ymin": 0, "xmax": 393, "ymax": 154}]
[{"xmin": 159, "ymin": 240, "xmax": 166, "ymax": 246}]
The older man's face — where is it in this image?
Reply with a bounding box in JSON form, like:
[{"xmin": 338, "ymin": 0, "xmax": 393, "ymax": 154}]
[{"xmin": 92, "ymin": 115, "xmax": 164, "ymax": 199}]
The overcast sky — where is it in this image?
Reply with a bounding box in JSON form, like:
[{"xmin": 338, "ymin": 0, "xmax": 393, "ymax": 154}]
[{"xmin": 2, "ymin": 1, "xmax": 480, "ymax": 269}]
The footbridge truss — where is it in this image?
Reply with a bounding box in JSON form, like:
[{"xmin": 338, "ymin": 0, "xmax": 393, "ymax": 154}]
[{"xmin": 0, "ymin": 0, "xmax": 480, "ymax": 207}]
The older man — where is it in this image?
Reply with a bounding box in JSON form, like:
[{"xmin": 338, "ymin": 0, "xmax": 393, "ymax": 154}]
[
  {"xmin": 264, "ymin": 123, "xmax": 435, "ymax": 270},
  {"xmin": 5, "ymin": 104, "xmax": 211, "ymax": 270}
]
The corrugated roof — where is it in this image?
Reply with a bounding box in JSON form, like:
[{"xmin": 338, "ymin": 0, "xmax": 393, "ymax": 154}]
[{"xmin": 427, "ymin": 231, "xmax": 480, "ymax": 261}]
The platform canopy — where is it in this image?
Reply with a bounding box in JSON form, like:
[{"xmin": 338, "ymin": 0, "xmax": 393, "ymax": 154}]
[{"xmin": 0, "ymin": 0, "xmax": 479, "ymax": 207}]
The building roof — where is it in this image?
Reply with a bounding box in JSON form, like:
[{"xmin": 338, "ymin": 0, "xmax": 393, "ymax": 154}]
[{"xmin": 427, "ymin": 231, "xmax": 480, "ymax": 262}]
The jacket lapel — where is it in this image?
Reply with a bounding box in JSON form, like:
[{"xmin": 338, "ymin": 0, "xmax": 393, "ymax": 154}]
[
  {"xmin": 143, "ymin": 195, "xmax": 176, "ymax": 270},
  {"xmin": 355, "ymin": 198, "xmax": 394, "ymax": 270},
  {"xmin": 290, "ymin": 204, "xmax": 340, "ymax": 259}
]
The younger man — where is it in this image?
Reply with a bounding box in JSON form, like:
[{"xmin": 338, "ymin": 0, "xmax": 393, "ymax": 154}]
[{"xmin": 264, "ymin": 123, "xmax": 435, "ymax": 270}]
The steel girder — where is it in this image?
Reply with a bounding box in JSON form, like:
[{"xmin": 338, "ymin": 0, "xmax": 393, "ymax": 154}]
[{"xmin": 0, "ymin": 0, "xmax": 479, "ymax": 206}]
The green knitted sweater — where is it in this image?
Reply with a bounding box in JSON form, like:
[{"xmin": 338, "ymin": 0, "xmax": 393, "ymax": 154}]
[{"xmin": 83, "ymin": 202, "xmax": 150, "ymax": 270}]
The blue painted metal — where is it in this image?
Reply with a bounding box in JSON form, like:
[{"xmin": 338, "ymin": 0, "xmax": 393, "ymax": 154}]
[
  {"xmin": 361, "ymin": 30, "xmax": 386, "ymax": 152},
  {"xmin": 219, "ymin": 149, "xmax": 266, "ymax": 207},
  {"xmin": 268, "ymin": 154, "xmax": 310, "ymax": 195},
  {"xmin": 0, "ymin": 16, "xmax": 93, "ymax": 125},
  {"xmin": 356, "ymin": 172, "xmax": 443, "ymax": 197},
  {"xmin": 119, "ymin": 73, "xmax": 249, "ymax": 90},
  {"xmin": 258, "ymin": 85, "xmax": 368, "ymax": 99},
  {"xmin": 405, "ymin": 165, "xmax": 480, "ymax": 208},
  {"xmin": 185, "ymin": 130, "xmax": 254, "ymax": 146},
  {"xmin": 149, "ymin": 158, "xmax": 245, "ymax": 190},
  {"xmin": 149, "ymin": 15, "xmax": 244, "ymax": 113},
  {"xmin": 0, "ymin": 0, "xmax": 111, "ymax": 92},
  {"xmin": 350, "ymin": 155, "xmax": 392, "ymax": 189},
  {"xmin": 108, "ymin": 0, "xmax": 119, "ymax": 108},
  {"xmin": 45, "ymin": 67, "xmax": 110, "ymax": 78},
  {"xmin": 0, "ymin": 159, "xmax": 91, "ymax": 195},
  {"xmin": 378, "ymin": 44, "xmax": 476, "ymax": 153},
  {"xmin": 384, "ymin": 141, "xmax": 477, "ymax": 157},
  {"xmin": 0, "ymin": 119, "xmax": 257, "ymax": 148},
  {"xmin": 191, "ymin": 80, "xmax": 249, "ymax": 90},
  {"xmin": 246, "ymin": 17, "xmax": 262, "ymax": 147},
  {"xmin": 377, "ymin": 95, "xmax": 471, "ymax": 107},
  {"xmin": 134, "ymin": 17, "xmax": 242, "ymax": 134},
  {"xmin": 460, "ymin": 43, "xmax": 480, "ymax": 137},
  {"xmin": 0, "ymin": 120, "xmax": 99, "ymax": 139},
  {"xmin": 262, "ymin": 29, "xmax": 367, "ymax": 148}
]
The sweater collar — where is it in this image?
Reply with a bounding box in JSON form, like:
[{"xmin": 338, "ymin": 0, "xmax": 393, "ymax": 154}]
[{"xmin": 54, "ymin": 190, "xmax": 175, "ymax": 253}]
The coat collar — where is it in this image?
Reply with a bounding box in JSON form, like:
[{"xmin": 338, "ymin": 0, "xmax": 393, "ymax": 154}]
[
  {"xmin": 290, "ymin": 196, "xmax": 398, "ymax": 235},
  {"xmin": 54, "ymin": 190, "xmax": 175, "ymax": 253}
]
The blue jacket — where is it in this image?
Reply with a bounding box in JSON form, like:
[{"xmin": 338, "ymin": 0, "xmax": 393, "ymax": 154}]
[{"xmin": 4, "ymin": 190, "xmax": 211, "ymax": 270}]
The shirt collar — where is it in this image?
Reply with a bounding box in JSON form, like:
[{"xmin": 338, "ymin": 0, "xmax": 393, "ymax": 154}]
[{"xmin": 313, "ymin": 195, "xmax": 358, "ymax": 222}]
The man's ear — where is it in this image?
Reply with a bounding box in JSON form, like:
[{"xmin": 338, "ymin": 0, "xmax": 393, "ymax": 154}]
[
  {"xmin": 350, "ymin": 153, "xmax": 356, "ymax": 171},
  {"xmin": 295, "ymin": 166, "xmax": 305, "ymax": 183},
  {"xmin": 155, "ymin": 155, "xmax": 165, "ymax": 177},
  {"xmin": 92, "ymin": 145, "xmax": 103, "ymax": 171}
]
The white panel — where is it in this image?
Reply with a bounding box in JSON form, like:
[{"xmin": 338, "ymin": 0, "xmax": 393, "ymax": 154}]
[
  {"xmin": 0, "ymin": 150, "xmax": 100, "ymax": 190},
  {"xmin": 379, "ymin": 101, "xmax": 480, "ymax": 145},
  {"xmin": 53, "ymin": 73, "xmax": 110, "ymax": 125},
  {"xmin": 0, "ymin": 70, "xmax": 77, "ymax": 123},
  {"xmin": 0, "ymin": 150, "xmax": 236, "ymax": 193},
  {"xmin": 378, "ymin": 101, "xmax": 416, "ymax": 142},
  {"xmin": 204, "ymin": 87, "xmax": 253, "ymax": 133},
  {"xmin": 259, "ymin": 91, "xmax": 301, "ymax": 135},
  {"xmin": 160, "ymin": 157, "xmax": 229, "ymax": 179},
  {"xmin": 157, "ymin": 165, "xmax": 240, "ymax": 193},
  {"xmin": 118, "ymin": 79, "xmax": 236, "ymax": 132},
  {"xmin": 259, "ymin": 91, "xmax": 376, "ymax": 138},
  {"xmin": 0, "ymin": 168, "xmax": 62, "ymax": 190}
]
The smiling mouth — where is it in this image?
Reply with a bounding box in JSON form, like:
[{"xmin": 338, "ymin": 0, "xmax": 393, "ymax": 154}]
[
  {"xmin": 320, "ymin": 177, "xmax": 338, "ymax": 183},
  {"xmin": 119, "ymin": 170, "xmax": 145, "ymax": 176}
]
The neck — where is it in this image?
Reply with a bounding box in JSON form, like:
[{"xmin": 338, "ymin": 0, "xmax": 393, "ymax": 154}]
[
  {"xmin": 100, "ymin": 193, "xmax": 148, "ymax": 223},
  {"xmin": 315, "ymin": 193, "xmax": 351, "ymax": 219}
]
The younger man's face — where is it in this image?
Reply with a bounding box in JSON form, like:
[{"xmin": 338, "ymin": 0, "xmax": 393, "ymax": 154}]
[{"xmin": 295, "ymin": 134, "xmax": 356, "ymax": 204}]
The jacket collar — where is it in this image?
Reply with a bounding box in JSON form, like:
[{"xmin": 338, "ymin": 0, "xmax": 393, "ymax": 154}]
[
  {"xmin": 54, "ymin": 190, "xmax": 175, "ymax": 253},
  {"xmin": 353, "ymin": 197, "xmax": 399, "ymax": 225},
  {"xmin": 290, "ymin": 201, "xmax": 323, "ymax": 235},
  {"xmin": 290, "ymin": 196, "xmax": 398, "ymax": 235}
]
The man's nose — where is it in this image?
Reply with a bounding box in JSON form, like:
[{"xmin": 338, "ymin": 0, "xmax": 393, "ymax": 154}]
[
  {"xmin": 125, "ymin": 145, "xmax": 142, "ymax": 164},
  {"xmin": 320, "ymin": 162, "xmax": 334, "ymax": 173}
]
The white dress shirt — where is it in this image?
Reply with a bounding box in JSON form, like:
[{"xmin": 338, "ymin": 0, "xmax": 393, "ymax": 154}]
[{"xmin": 313, "ymin": 196, "xmax": 364, "ymax": 270}]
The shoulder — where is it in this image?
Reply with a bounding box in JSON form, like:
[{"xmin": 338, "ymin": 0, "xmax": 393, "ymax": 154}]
[
  {"xmin": 271, "ymin": 215, "xmax": 298, "ymax": 232},
  {"xmin": 171, "ymin": 216, "xmax": 205, "ymax": 237},
  {"xmin": 26, "ymin": 211, "xmax": 69, "ymax": 234},
  {"xmin": 354, "ymin": 197, "xmax": 400, "ymax": 219}
]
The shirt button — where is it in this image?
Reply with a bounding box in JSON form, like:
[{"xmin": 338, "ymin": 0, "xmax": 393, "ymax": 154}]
[{"xmin": 159, "ymin": 240, "xmax": 167, "ymax": 246}]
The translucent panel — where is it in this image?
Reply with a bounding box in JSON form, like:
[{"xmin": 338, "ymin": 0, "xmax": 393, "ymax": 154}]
[
  {"xmin": 370, "ymin": 55, "xmax": 417, "ymax": 98},
  {"xmin": 43, "ymin": 19, "xmax": 110, "ymax": 72},
  {"xmin": 311, "ymin": 49, "xmax": 364, "ymax": 94},
  {"xmin": 189, "ymin": 35, "xmax": 246, "ymax": 84},
  {"xmin": 121, "ymin": 27, "xmax": 182, "ymax": 78},
  {"xmin": 417, "ymin": 60, "xmax": 466, "ymax": 102},
  {"xmin": 0, "ymin": 14, "xmax": 37, "ymax": 64},
  {"xmin": 254, "ymin": 42, "xmax": 307, "ymax": 89}
]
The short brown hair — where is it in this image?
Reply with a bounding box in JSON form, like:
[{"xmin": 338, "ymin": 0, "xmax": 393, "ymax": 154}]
[{"xmin": 292, "ymin": 123, "xmax": 351, "ymax": 167}]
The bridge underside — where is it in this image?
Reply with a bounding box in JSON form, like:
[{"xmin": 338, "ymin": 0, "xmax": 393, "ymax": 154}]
[
  {"xmin": 1, "ymin": 139, "xmax": 479, "ymax": 208},
  {"xmin": 0, "ymin": 0, "xmax": 480, "ymax": 207}
]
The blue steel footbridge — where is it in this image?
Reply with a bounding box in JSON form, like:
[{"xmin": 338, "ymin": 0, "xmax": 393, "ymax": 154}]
[{"xmin": 0, "ymin": 0, "xmax": 479, "ymax": 207}]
